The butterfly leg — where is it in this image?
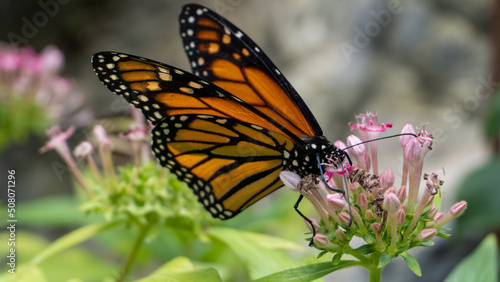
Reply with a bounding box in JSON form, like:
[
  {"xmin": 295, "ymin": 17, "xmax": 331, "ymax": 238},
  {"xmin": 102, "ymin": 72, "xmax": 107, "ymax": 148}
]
[{"xmin": 294, "ymin": 194, "xmax": 316, "ymax": 247}]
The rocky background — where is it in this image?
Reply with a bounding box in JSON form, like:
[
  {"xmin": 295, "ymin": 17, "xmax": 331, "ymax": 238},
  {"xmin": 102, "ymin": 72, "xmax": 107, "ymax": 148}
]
[{"xmin": 0, "ymin": 0, "xmax": 495, "ymax": 281}]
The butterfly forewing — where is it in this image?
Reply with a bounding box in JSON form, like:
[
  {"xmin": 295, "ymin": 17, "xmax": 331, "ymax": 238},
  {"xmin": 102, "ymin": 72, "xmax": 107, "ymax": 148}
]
[
  {"xmin": 179, "ymin": 4, "xmax": 323, "ymax": 138},
  {"xmin": 92, "ymin": 52, "xmax": 302, "ymax": 140}
]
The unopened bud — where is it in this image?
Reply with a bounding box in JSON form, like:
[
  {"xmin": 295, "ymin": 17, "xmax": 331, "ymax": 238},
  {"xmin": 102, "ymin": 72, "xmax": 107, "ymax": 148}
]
[
  {"xmin": 400, "ymin": 124, "xmax": 416, "ymax": 147},
  {"xmin": 396, "ymin": 185, "xmax": 407, "ymax": 203},
  {"xmin": 449, "ymin": 201, "xmax": 467, "ymax": 217},
  {"xmin": 327, "ymin": 194, "xmax": 348, "ymax": 211},
  {"xmin": 397, "ymin": 208, "xmax": 406, "ymax": 227},
  {"xmin": 425, "ymin": 204, "xmax": 438, "ymax": 219},
  {"xmin": 338, "ymin": 212, "xmax": 352, "ymax": 225},
  {"xmin": 279, "ymin": 171, "xmax": 302, "ymax": 191},
  {"xmin": 416, "ymin": 228, "xmax": 437, "ymax": 241},
  {"xmin": 383, "ymin": 193, "xmax": 401, "ymax": 214}
]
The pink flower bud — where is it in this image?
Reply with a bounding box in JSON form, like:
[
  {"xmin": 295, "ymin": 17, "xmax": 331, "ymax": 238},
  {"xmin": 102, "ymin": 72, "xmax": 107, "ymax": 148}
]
[
  {"xmin": 426, "ymin": 204, "xmax": 438, "ymax": 219},
  {"xmin": 279, "ymin": 171, "xmax": 302, "ymax": 191},
  {"xmin": 434, "ymin": 212, "xmax": 444, "ymax": 222},
  {"xmin": 365, "ymin": 209, "xmax": 375, "ymax": 221},
  {"xmin": 396, "ymin": 185, "xmax": 407, "ymax": 203},
  {"xmin": 383, "ymin": 193, "xmax": 401, "ymax": 214},
  {"xmin": 397, "ymin": 208, "xmax": 406, "ymax": 226},
  {"xmin": 416, "ymin": 228, "xmax": 437, "ymax": 241},
  {"xmin": 338, "ymin": 212, "xmax": 351, "ymax": 225},
  {"xmin": 74, "ymin": 141, "xmax": 94, "ymax": 159},
  {"xmin": 327, "ymin": 194, "xmax": 348, "ymax": 211},
  {"xmin": 347, "ymin": 135, "xmax": 365, "ymax": 155},
  {"xmin": 400, "ymin": 124, "xmax": 415, "ymax": 147},
  {"xmin": 404, "ymin": 139, "xmax": 421, "ymax": 162},
  {"xmin": 313, "ymin": 234, "xmax": 337, "ymax": 249},
  {"xmin": 357, "ymin": 193, "xmax": 368, "ymax": 209},
  {"xmin": 379, "ymin": 167, "xmax": 394, "ymax": 189},
  {"xmin": 449, "ymin": 201, "xmax": 467, "ymax": 217}
]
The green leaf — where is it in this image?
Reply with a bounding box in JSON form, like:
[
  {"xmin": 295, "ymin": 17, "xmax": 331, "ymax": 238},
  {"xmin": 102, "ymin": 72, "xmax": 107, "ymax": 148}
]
[
  {"xmin": 332, "ymin": 253, "xmax": 342, "ymax": 265},
  {"xmin": 251, "ymin": 261, "xmax": 360, "ymax": 282},
  {"xmin": 354, "ymin": 244, "xmax": 376, "ymax": 255},
  {"xmin": 444, "ymin": 234, "xmax": 498, "ymax": 282},
  {"xmin": 378, "ymin": 253, "xmax": 393, "ymax": 268},
  {"xmin": 30, "ymin": 221, "xmax": 120, "ymax": 265},
  {"xmin": 400, "ymin": 252, "xmax": 422, "ymax": 277},
  {"xmin": 137, "ymin": 257, "xmax": 222, "ymax": 282},
  {"xmin": 456, "ymin": 156, "xmax": 500, "ymax": 235},
  {"xmin": 207, "ymin": 227, "xmax": 302, "ymax": 280}
]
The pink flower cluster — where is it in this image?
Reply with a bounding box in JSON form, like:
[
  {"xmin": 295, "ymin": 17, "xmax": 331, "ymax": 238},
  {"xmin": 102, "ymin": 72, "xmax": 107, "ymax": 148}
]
[
  {"xmin": 0, "ymin": 43, "xmax": 88, "ymax": 125},
  {"xmin": 281, "ymin": 112, "xmax": 467, "ymax": 254}
]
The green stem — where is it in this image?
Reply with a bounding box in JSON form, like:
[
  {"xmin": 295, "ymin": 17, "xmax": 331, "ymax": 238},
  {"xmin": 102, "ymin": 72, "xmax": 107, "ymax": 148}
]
[
  {"xmin": 369, "ymin": 266, "xmax": 382, "ymax": 282},
  {"xmin": 117, "ymin": 223, "xmax": 152, "ymax": 282}
]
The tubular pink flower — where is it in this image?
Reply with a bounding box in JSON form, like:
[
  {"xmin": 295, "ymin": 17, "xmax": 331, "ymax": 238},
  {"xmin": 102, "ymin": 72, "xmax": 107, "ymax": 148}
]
[
  {"xmin": 347, "ymin": 135, "xmax": 368, "ymax": 170},
  {"xmin": 39, "ymin": 126, "xmax": 90, "ymax": 195},
  {"xmin": 74, "ymin": 141, "xmax": 104, "ymax": 188},
  {"xmin": 93, "ymin": 125, "xmax": 116, "ymax": 180},
  {"xmin": 405, "ymin": 139, "xmax": 423, "ymax": 213},
  {"xmin": 434, "ymin": 201, "xmax": 468, "ymax": 228},
  {"xmin": 348, "ymin": 112, "xmax": 391, "ymax": 174}
]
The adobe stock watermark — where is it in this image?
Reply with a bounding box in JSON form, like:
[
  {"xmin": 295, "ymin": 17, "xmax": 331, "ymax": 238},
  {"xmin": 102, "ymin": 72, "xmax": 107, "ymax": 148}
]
[
  {"xmin": 431, "ymin": 74, "xmax": 499, "ymax": 144},
  {"xmin": 339, "ymin": 0, "xmax": 404, "ymax": 63},
  {"xmin": 7, "ymin": 0, "xmax": 70, "ymax": 48},
  {"xmin": 212, "ymin": 0, "xmax": 245, "ymax": 15}
]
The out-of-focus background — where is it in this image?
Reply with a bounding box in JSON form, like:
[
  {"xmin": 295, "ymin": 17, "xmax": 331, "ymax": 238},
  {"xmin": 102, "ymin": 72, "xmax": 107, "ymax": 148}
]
[{"xmin": 0, "ymin": 0, "xmax": 498, "ymax": 281}]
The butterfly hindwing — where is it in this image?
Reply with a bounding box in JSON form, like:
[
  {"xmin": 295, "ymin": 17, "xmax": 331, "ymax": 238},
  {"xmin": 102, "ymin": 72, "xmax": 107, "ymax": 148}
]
[
  {"xmin": 151, "ymin": 114, "xmax": 299, "ymax": 219},
  {"xmin": 179, "ymin": 4, "xmax": 323, "ymax": 138}
]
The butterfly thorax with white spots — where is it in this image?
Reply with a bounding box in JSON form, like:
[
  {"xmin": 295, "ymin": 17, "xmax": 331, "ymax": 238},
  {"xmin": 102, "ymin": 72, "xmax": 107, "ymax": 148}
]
[{"xmin": 282, "ymin": 135, "xmax": 346, "ymax": 177}]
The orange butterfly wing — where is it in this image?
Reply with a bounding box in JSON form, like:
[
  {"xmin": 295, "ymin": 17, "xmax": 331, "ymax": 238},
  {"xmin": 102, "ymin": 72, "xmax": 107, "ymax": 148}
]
[{"xmin": 179, "ymin": 4, "xmax": 323, "ymax": 139}]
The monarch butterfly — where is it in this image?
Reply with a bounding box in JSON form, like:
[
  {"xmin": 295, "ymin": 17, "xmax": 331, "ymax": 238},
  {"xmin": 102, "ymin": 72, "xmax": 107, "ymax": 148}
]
[{"xmin": 92, "ymin": 4, "xmax": 348, "ymax": 230}]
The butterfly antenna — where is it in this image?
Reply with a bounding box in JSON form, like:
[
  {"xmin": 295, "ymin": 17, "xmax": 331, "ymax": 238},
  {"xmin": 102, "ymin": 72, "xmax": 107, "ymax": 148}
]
[{"xmin": 344, "ymin": 133, "xmax": 417, "ymax": 151}]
